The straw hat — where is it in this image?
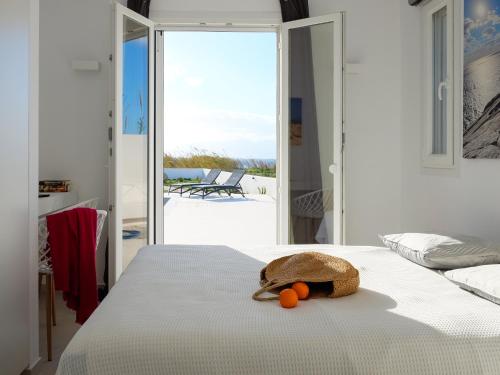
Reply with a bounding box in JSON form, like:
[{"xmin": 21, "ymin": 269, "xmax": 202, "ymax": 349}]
[{"xmin": 253, "ymin": 252, "xmax": 359, "ymax": 301}]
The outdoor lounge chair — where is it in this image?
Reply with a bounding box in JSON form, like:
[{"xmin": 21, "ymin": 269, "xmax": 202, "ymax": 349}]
[
  {"xmin": 167, "ymin": 169, "xmax": 221, "ymax": 196},
  {"xmin": 189, "ymin": 169, "xmax": 246, "ymax": 199}
]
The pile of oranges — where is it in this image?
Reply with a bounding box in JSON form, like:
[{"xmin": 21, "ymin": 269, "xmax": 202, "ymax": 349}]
[{"xmin": 279, "ymin": 282, "xmax": 309, "ymax": 308}]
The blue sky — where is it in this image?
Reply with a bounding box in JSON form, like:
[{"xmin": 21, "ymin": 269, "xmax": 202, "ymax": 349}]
[
  {"xmin": 123, "ymin": 36, "xmax": 149, "ymax": 135},
  {"xmin": 464, "ymin": 0, "xmax": 500, "ymax": 61},
  {"xmin": 163, "ymin": 32, "xmax": 277, "ymax": 159}
]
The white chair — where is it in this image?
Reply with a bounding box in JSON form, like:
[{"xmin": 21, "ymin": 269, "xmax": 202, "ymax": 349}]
[
  {"xmin": 292, "ymin": 189, "xmax": 333, "ymax": 219},
  {"xmin": 291, "ymin": 189, "xmax": 333, "ymax": 244},
  {"xmin": 38, "ymin": 198, "xmax": 107, "ymax": 361}
]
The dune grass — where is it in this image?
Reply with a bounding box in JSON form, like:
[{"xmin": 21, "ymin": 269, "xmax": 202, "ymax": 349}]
[
  {"xmin": 163, "ymin": 150, "xmax": 276, "ymax": 178},
  {"xmin": 163, "ymin": 150, "xmax": 238, "ymax": 171}
]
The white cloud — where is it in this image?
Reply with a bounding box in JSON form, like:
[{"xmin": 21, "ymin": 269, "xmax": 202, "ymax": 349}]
[
  {"xmin": 164, "ymin": 61, "xmax": 204, "ymax": 88},
  {"xmin": 464, "ymin": 9, "xmax": 500, "ymax": 61},
  {"xmin": 164, "ymin": 106, "xmax": 276, "ymax": 158},
  {"xmin": 164, "ymin": 61, "xmax": 185, "ymax": 82}
]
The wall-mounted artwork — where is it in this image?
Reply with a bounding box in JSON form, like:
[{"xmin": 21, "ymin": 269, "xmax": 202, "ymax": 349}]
[
  {"xmin": 463, "ymin": 0, "xmax": 500, "ymax": 158},
  {"xmin": 290, "ymin": 97, "xmax": 303, "ymax": 146}
]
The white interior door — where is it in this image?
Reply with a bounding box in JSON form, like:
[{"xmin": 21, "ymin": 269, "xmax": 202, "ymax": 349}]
[
  {"xmin": 279, "ymin": 14, "xmax": 344, "ymax": 245},
  {"xmin": 110, "ymin": 4, "xmax": 155, "ymax": 285}
]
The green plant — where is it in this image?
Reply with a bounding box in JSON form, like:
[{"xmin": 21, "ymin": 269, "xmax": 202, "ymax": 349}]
[
  {"xmin": 246, "ymin": 167, "xmax": 276, "ymax": 178},
  {"xmin": 245, "ymin": 159, "xmax": 276, "ymax": 177}
]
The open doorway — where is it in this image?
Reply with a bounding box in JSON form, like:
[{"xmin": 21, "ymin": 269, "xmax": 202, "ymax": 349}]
[
  {"xmin": 111, "ymin": 11, "xmax": 343, "ymax": 287},
  {"xmin": 161, "ymin": 30, "xmax": 278, "ymax": 248}
]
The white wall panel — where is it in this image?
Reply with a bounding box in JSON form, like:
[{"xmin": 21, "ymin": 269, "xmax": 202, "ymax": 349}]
[
  {"xmin": 0, "ymin": 0, "xmax": 31, "ymax": 373},
  {"xmin": 150, "ymin": 0, "xmax": 281, "ymax": 23}
]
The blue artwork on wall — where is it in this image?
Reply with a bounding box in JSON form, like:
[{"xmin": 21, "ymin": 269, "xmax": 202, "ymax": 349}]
[{"xmin": 463, "ymin": 0, "xmax": 500, "ymax": 158}]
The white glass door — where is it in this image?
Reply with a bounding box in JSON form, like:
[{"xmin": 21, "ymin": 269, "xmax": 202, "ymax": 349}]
[
  {"xmin": 110, "ymin": 4, "xmax": 155, "ymax": 285},
  {"xmin": 279, "ymin": 14, "xmax": 344, "ymax": 245}
]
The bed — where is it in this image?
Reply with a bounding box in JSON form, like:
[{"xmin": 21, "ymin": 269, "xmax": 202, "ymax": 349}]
[{"xmin": 57, "ymin": 244, "xmax": 500, "ymax": 375}]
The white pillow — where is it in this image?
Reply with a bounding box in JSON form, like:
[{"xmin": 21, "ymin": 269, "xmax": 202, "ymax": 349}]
[
  {"xmin": 379, "ymin": 233, "xmax": 500, "ymax": 269},
  {"xmin": 445, "ymin": 265, "xmax": 500, "ymax": 305}
]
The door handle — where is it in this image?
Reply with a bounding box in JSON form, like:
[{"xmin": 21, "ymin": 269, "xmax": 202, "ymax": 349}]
[
  {"xmin": 329, "ymin": 164, "xmax": 337, "ymax": 174},
  {"xmin": 438, "ymin": 80, "xmax": 447, "ymax": 101}
]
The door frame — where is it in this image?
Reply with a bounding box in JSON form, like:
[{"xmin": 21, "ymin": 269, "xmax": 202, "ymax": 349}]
[
  {"xmin": 154, "ymin": 30, "xmax": 164, "ymax": 245},
  {"xmin": 154, "ymin": 23, "xmax": 281, "ymax": 245},
  {"xmin": 279, "ymin": 13, "xmax": 345, "ymax": 245},
  {"xmin": 110, "ymin": 14, "xmax": 345, "ymax": 282},
  {"xmin": 110, "ymin": 3, "xmax": 155, "ymax": 285}
]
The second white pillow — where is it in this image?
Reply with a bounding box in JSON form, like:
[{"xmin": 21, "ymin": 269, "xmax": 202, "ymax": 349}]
[
  {"xmin": 380, "ymin": 233, "xmax": 500, "ymax": 269},
  {"xmin": 445, "ymin": 265, "xmax": 500, "ymax": 305}
]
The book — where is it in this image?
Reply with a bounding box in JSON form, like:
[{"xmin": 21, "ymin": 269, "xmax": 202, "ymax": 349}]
[{"xmin": 39, "ymin": 180, "xmax": 71, "ymax": 193}]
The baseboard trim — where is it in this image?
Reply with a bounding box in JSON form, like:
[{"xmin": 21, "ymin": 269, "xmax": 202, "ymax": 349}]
[{"xmin": 22, "ymin": 356, "xmax": 41, "ymax": 374}]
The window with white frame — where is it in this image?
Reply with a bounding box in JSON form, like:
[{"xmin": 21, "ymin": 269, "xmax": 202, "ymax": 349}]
[{"xmin": 422, "ymin": 0, "xmax": 454, "ymax": 168}]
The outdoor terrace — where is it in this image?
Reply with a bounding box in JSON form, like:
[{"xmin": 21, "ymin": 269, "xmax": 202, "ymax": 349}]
[{"xmin": 163, "ymin": 193, "xmax": 276, "ymax": 247}]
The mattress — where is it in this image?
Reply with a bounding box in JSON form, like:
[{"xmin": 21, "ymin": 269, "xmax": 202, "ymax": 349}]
[{"xmin": 57, "ymin": 244, "xmax": 500, "ymax": 375}]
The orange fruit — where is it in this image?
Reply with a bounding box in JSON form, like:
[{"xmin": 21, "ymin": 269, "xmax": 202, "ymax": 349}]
[
  {"xmin": 292, "ymin": 282, "xmax": 310, "ymax": 300},
  {"xmin": 279, "ymin": 288, "xmax": 298, "ymax": 308}
]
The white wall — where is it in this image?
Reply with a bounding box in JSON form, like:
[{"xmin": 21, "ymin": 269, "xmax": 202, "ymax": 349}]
[
  {"xmin": 400, "ymin": 3, "xmax": 500, "ymax": 243},
  {"xmin": 164, "ymin": 168, "xmax": 206, "ymax": 180},
  {"xmin": 309, "ymin": 0, "xmax": 403, "ymax": 245},
  {"xmin": 150, "ymin": 0, "xmax": 281, "ymax": 23},
  {"xmin": 39, "ymin": 0, "xmax": 124, "ymax": 283},
  {"xmin": 0, "ymin": 0, "xmax": 32, "ymax": 372}
]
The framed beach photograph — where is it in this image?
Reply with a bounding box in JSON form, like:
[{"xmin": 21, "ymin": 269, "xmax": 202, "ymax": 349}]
[{"xmin": 463, "ymin": 0, "xmax": 500, "ymax": 158}]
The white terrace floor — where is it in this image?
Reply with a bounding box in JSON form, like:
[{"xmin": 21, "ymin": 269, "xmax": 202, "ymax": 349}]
[{"xmin": 163, "ymin": 193, "xmax": 277, "ymax": 247}]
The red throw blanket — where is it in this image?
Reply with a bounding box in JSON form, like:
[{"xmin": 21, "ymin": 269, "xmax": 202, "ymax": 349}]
[{"xmin": 47, "ymin": 207, "xmax": 98, "ymax": 324}]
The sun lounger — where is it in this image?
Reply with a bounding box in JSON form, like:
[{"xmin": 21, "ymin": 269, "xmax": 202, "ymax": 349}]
[
  {"xmin": 167, "ymin": 169, "xmax": 221, "ymax": 196},
  {"xmin": 189, "ymin": 169, "xmax": 246, "ymax": 199}
]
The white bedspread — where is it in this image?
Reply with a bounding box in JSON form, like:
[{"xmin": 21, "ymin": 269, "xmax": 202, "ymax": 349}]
[{"xmin": 57, "ymin": 245, "xmax": 500, "ymax": 375}]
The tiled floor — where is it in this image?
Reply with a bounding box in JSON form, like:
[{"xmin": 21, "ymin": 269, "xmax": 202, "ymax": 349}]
[
  {"xmin": 32, "ymin": 286, "xmax": 80, "ymax": 375},
  {"xmin": 164, "ymin": 194, "xmax": 276, "ymax": 247},
  {"xmin": 123, "ymin": 219, "xmax": 147, "ymax": 271}
]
